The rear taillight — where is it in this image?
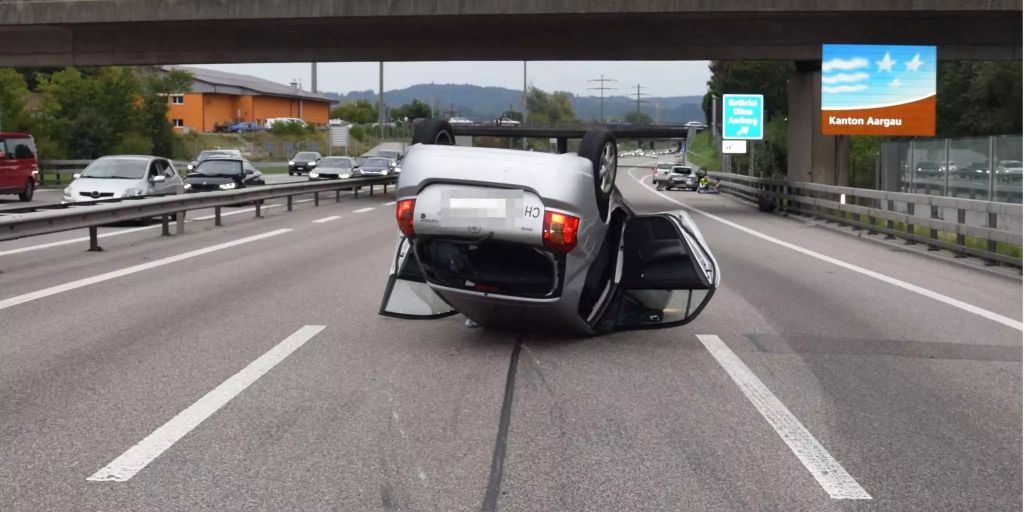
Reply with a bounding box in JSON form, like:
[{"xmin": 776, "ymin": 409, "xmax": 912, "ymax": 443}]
[
  {"xmin": 396, "ymin": 199, "xmax": 416, "ymax": 237},
  {"xmin": 543, "ymin": 211, "xmax": 580, "ymax": 253}
]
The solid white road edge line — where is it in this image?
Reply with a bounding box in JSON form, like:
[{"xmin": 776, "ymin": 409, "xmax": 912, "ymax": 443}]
[
  {"xmin": 87, "ymin": 325, "xmax": 326, "ymax": 482},
  {"xmin": 312, "ymin": 215, "xmax": 342, "ymax": 223},
  {"xmin": 353, "ymin": 207, "xmax": 375, "ymax": 213},
  {"xmin": 382, "ymin": 201, "xmax": 396, "ymax": 206},
  {"xmin": 696, "ymin": 334, "xmax": 872, "ymax": 500},
  {"xmin": 0, "ymin": 226, "xmax": 156, "ymax": 257},
  {"xmin": 0, "ymin": 229, "xmax": 292, "ymax": 311},
  {"xmin": 629, "ymin": 169, "xmax": 1024, "ymax": 332}
]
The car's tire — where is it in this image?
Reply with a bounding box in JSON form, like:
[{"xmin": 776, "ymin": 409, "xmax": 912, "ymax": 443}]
[
  {"xmin": 18, "ymin": 179, "xmax": 34, "ymax": 202},
  {"xmin": 412, "ymin": 119, "xmax": 456, "ymax": 145},
  {"xmin": 578, "ymin": 128, "xmax": 617, "ymax": 222}
]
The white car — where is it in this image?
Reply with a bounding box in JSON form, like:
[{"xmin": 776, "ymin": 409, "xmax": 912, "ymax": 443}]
[
  {"xmin": 379, "ymin": 119, "xmax": 720, "ymax": 335},
  {"xmin": 496, "ymin": 117, "xmax": 521, "ymax": 126},
  {"xmin": 447, "ymin": 117, "xmax": 475, "ymax": 125},
  {"xmin": 652, "ymin": 162, "xmax": 674, "ymax": 186}
]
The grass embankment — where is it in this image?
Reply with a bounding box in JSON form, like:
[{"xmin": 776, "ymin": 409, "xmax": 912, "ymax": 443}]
[{"xmin": 685, "ymin": 131, "xmax": 720, "ymax": 172}]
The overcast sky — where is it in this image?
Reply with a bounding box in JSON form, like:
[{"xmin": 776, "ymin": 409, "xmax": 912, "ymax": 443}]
[{"xmin": 188, "ymin": 61, "xmax": 711, "ymax": 98}]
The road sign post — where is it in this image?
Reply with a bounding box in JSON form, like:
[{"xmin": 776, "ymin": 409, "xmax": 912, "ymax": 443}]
[
  {"xmin": 330, "ymin": 125, "xmax": 350, "ymax": 156},
  {"xmin": 722, "ymin": 94, "xmax": 764, "ymax": 140}
]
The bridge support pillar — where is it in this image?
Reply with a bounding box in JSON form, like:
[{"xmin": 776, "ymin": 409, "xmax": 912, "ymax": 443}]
[{"xmin": 787, "ymin": 64, "xmax": 849, "ymax": 186}]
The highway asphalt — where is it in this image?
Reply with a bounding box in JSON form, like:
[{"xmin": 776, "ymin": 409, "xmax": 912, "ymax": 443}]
[{"xmin": 0, "ymin": 156, "xmax": 1020, "ymax": 511}]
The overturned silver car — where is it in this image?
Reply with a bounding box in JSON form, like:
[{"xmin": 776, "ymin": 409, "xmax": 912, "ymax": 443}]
[{"xmin": 379, "ymin": 120, "xmax": 720, "ymax": 335}]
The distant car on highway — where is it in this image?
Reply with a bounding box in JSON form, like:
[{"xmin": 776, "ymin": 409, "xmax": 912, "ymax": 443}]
[
  {"xmin": 357, "ymin": 157, "xmax": 394, "ymax": 176},
  {"xmin": 309, "ymin": 157, "xmax": 359, "ymax": 180},
  {"xmin": 996, "ymin": 160, "xmax": 1022, "ymax": 181},
  {"xmin": 375, "ymin": 149, "xmax": 403, "ymax": 164},
  {"xmin": 228, "ymin": 121, "xmax": 264, "ymax": 133},
  {"xmin": 665, "ymin": 165, "xmax": 698, "ymax": 191},
  {"xmin": 652, "ymin": 162, "xmax": 675, "ymax": 188},
  {"xmin": 62, "ymin": 155, "xmax": 182, "ymax": 203},
  {"xmin": 288, "ymin": 151, "xmax": 322, "ymax": 176},
  {"xmin": 914, "ymin": 161, "xmax": 942, "ymax": 178},
  {"xmin": 605, "ymin": 119, "xmax": 631, "ymax": 128},
  {"xmin": 188, "ymin": 149, "xmax": 243, "ymax": 171},
  {"xmin": 495, "ymin": 117, "xmax": 521, "ymax": 127},
  {"xmin": 379, "ymin": 119, "xmax": 720, "ymax": 335},
  {"xmin": 684, "ymin": 121, "xmax": 707, "ymax": 129},
  {"xmin": 0, "ymin": 132, "xmax": 40, "ymax": 202},
  {"xmin": 183, "ymin": 158, "xmax": 264, "ymax": 192},
  {"xmin": 447, "ymin": 117, "xmax": 474, "ymax": 125}
]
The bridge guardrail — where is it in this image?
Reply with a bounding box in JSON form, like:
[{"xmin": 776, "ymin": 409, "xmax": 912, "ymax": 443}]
[
  {"xmin": 706, "ymin": 171, "xmax": 1023, "ymax": 266},
  {"xmin": 0, "ymin": 175, "xmax": 397, "ymax": 251}
]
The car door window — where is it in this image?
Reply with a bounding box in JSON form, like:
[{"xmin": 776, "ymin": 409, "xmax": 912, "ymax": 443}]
[
  {"xmin": 604, "ymin": 213, "xmax": 718, "ymax": 330},
  {"xmin": 148, "ymin": 161, "xmax": 161, "ymax": 179},
  {"xmin": 379, "ymin": 234, "xmax": 458, "ymax": 319}
]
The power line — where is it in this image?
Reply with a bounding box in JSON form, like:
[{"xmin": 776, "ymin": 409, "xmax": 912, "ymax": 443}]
[{"xmin": 587, "ymin": 74, "xmax": 617, "ymax": 123}]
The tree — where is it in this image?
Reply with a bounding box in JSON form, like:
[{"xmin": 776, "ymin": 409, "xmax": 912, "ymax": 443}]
[
  {"xmin": 0, "ymin": 68, "xmax": 31, "ymax": 132},
  {"xmin": 388, "ymin": 99, "xmax": 432, "ymax": 122},
  {"xmin": 701, "ymin": 61, "xmax": 794, "ymax": 125},
  {"xmin": 136, "ymin": 68, "xmax": 192, "ymax": 157},
  {"xmin": 623, "ymin": 111, "xmax": 653, "ymax": 126},
  {"xmin": 526, "ymin": 87, "xmax": 577, "ymax": 126},
  {"xmin": 937, "ymin": 61, "xmax": 1022, "ymax": 137},
  {"xmin": 331, "ymin": 100, "xmax": 378, "ymax": 124}
]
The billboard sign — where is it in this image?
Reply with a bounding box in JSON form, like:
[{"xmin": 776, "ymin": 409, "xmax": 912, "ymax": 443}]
[
  {"xmin": 821, "ymin": 44, "xmax": 936, "ymax": 136},
  {"xmin": 722, "ymin": 94, "xmax": 763, "ymax": 140},
  {"xmin": 722, "ymin": 140, "xmax": 747, "ymax": 154},
  {"xmin": 329, "ymin": 125, "xmax": 349, "ymax": 147}
]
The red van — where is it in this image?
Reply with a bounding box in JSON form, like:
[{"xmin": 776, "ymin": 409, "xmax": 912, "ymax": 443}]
[{"xmin": 0, "ymin": 132, "xmax": 40, "ymax": 201}]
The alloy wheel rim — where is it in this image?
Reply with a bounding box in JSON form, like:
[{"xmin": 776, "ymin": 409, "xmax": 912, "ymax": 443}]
[{"xmin": 599, "ymin": 142, "xmax": 616, "ymax": 194}]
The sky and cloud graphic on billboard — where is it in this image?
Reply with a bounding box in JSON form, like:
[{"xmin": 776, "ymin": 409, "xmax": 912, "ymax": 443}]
[{"xmin": 821, "ymin": 44, "xmax": 936, "ymax": 135}]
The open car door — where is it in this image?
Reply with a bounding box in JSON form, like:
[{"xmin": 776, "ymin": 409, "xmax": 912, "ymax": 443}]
[
  {"xmin": 379, "ymin": 234, "xmax": 459, "ymax": 319},
  {"xmin": 601, "ymin": 211, "xmax": 720, "ymax": 331}
]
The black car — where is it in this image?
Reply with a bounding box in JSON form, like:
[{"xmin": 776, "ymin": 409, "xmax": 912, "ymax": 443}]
[
  {"xmin": 309, "ymin": 156, "xmax": 360, "ymax": 180},
  {"xmin": 184, "ymin": 158, "xmax": 265, "ymax": 193},
  {"xmin": 358, "ymin": 157, "xmax": 394, "ymax": 176},
  {"xmin": 288, "ymin": 151, "xmax": 322, "ymax": 176}
]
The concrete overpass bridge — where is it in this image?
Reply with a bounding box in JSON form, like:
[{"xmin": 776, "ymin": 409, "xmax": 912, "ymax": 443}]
[{"xmin": 0, "ymin": 0, "xmax": 1020, "ymax": 67}]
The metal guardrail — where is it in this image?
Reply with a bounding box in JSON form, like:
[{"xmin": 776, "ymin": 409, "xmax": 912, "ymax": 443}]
[
  {"xmin": 37, "ymin": 160, "xmax": 292, "ymax": 186},
  {"xmin": 0, "ymin": 175, "xmax": 396, "ymax": 251},
  {"xmin": 707, "ymin": 171, "xmax": 1023, "ymax": 266}
]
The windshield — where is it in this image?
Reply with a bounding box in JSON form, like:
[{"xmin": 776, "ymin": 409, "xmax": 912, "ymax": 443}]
[
  {"xmin": 80, "ymin": 158, "xmax": 147, "ymax": 179},
  {"xmin": 672, "ymin": 168, "xmax": 692, "ymax": 175},
  {"xmin": 294, "ymin": 152, "xmax": 319, "ymax": 161},
  {"xmin": 320, "ymin": 158, "xmax": 353, "ymax": 169},
  {"xmin": 656, "ymin": 163, "xmax": 673, "ymax": 170},
  {"xmin": 1000, "ymin": 161, "xmax": 1022, "ymax": 168},
  {"xmin": 194, "ymin": 160, "xmax": 243, "ymax": 175},
  {"xmin": 362, "ymin": 158, "xmax": 390, "ymax": 168}
]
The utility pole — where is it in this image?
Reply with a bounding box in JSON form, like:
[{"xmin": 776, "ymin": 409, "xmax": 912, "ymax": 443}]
[
  {"xmin": 310, "ymin": 62, "xmax": 317, "ymax": 94},
  {"xmin": 632, "ymin": 84, "xmax": 650, "ymax": 121},
  {"xmin": 588, "ymin": 74, "xmax": 617, "ymax": 124},
  {"xmin": 378, "ymin": 62, "xmax": 385, "ymax": 141}
]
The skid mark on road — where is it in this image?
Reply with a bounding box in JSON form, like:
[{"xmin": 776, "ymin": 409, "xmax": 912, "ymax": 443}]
[{"xmin": 87, "ymin": 325, "xmax": 326, "ymax": 482}]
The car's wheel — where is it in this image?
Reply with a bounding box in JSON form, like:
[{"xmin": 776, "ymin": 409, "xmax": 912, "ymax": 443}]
[
  {"xmin": 288, "ymin": 171, "xmax": 294, "ymax": 176},
  {"xmin": 18, "ymin": 179, "xmax": 34, "ymax": 202},
  {"xmin": 412, "ymin": 119, "xmax": 455, "ymax": 145},
  {"xmin": 578, "ymin": 128, "xmax": 617, "ymax": 222}
]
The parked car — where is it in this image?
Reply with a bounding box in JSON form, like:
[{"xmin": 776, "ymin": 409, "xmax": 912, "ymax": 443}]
[
  {"xmin": 228, "ymin": 122, "xmax": 264, "ymax": 133},
  {"xmin": 309, "ymin": 157, "xmax": 359, "ymax": 180},
  {"xmin": 358, "ymin": 157, "xmax": 394, "ymax": 176},
  {"xmin": 665, "ymin": 165, "xmax": 698, "ymax": 191},
  {"xmin": 0, "ymin": 132, "xmax": 39, "ymax": 201},
  {"xmin": 188, "ymin": 149, "xmax": 243, "ymax": 171},
  {"xmin": 183, "ymin": 158, "xmax": 264, "ymax": 192},
  {"xmin": 62, "ymin": 155, "xmax": 183, "ymax": 203},
  {"xmin": 379, "ymin": 119, "xmax": 719, "ymax": 335},
  {"xmin": 652, "ymin": 162, "xmax": 675, "ymax": 188},
  {"xmin": 288, "ymin": 151, "xmax": 322, "ymax": 176}
]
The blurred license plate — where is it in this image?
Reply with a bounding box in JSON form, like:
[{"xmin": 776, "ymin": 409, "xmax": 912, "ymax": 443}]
[{"xmin": 444, "ymin": 190, "xmax": 523, "ymax": 219}]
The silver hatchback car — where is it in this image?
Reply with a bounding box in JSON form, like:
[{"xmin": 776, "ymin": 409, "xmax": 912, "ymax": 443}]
[
  {"xmin": 379, "ymin": 120, "xmax": 720, "ymax": 335},
  {"xmin": 63, "ymin": 155, "xmax": 183, "ymax": 203}
]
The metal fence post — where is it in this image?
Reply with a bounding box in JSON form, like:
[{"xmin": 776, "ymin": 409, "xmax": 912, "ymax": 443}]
[
  {"xmin": 928, "ymin": 203, "xmax": 939, "ymax": 250},
  {"xmin": 287, "ymin": 195, "xmax": 293, "ymax": 212},
  {"xmin": 988, "ymin": 136, "xmax": 996, "ymax": 201},
  {"xmin": 175, "ymin": 210, "xmax": 185, "ymax": 235},
  {"xmin": 370, "ymin": 184, "xmax": 375, "ymax": 197},
  {"xmin": 162, "ymin": 214, "xmax": 171, "ymax": 236},
  {"xmin": 885, "ymin": 199, "xmax": 896, "ymax": 239},
  {"xmin": 214, "ymin": 206, "xmax": 222, "ymax": 226},
  {"xmin": 905, "ymin": 201, "xmax": 916, "ymax": 244},
  {"xmin": 314, "ymin": 191, "xmax": 320, "ymax": 207},
  {"xmin": 943, "ymin": 138, "xmax": 951, "ymax": 197},
  {"xmin": 955, "ymin": 208, "xmax": 966, "ymax": 257},
  {"xmin": 987, "ymin": 211, "xmax": 998, "ymax": 257},
  {"xmin": 255, "ymin": 200, "xmax": 262, "ymax": 218},
  {"xmin": 354, "ymin": 187, "xmax": 359, "ymax": 199},
  {"xmin": 336, "ymin": 190, "xmax": 341, "ymax": 203},
  {"xmin": 88, "ymin": 226, "xmax": 101, "ymax": 251}
]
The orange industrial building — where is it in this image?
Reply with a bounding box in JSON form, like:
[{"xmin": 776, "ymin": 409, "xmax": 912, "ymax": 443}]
[{"xmin": 162, "ymin": 66, "xmax": 334, "ymax": 132}]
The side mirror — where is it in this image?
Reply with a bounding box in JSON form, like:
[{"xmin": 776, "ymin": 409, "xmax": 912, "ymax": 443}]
[
  {"xmin": 152, "ymin": 175, "xmax": 167, "ymax": 183},
  {"xmin": 72, "ymin": 173, "xmax": 81, "ymax": 179},
  {"xmin": 244, "ymin": 169, "xmax": 254, "ymax": 175}
]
